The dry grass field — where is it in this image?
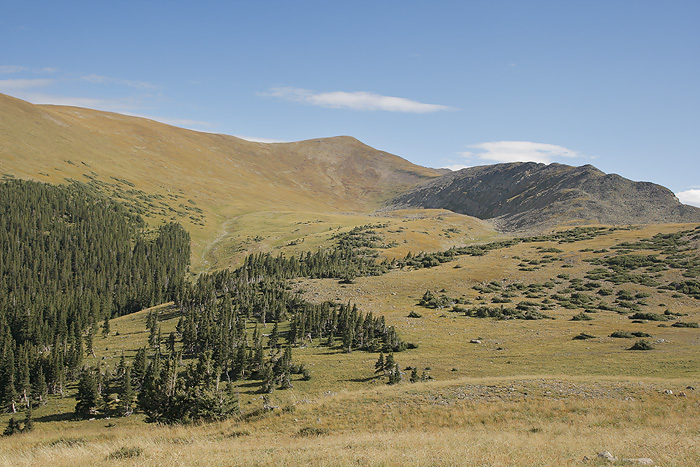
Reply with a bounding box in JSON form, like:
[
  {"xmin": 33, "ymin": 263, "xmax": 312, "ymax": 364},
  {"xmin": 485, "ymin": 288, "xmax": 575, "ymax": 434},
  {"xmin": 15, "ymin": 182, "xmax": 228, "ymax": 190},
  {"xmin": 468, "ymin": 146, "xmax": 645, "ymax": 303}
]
[{"xmin": 1, "ymin": 377, "xmax": 698, "ymax": 466}]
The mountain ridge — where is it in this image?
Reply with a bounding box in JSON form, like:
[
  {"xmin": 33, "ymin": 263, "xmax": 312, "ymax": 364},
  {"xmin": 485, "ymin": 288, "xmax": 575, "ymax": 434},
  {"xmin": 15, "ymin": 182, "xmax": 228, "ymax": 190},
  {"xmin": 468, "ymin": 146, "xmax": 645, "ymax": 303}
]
[{"xmin": 387, "ymin": 161, "xmax": 700, "ymax": 231}]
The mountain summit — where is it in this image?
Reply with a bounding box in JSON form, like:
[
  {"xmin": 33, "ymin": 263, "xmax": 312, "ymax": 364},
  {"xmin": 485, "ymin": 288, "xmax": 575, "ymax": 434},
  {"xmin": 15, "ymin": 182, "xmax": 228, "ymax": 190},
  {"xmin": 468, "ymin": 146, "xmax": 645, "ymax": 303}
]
[{"xmin": 387, "ymin": 162, "xmax": 700, "ymax": 231}]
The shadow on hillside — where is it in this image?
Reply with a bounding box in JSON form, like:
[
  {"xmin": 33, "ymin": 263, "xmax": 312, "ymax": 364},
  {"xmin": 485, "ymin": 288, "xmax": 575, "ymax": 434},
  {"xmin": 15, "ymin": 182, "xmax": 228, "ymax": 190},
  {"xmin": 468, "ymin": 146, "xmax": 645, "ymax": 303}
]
[
  {"xmin": 34, "ymin": 412, "xmax": 75, "ymax": 423},
  {"xmin": 155, "ymin": 306, "xmax": 181, "ymax": 322},
  {"xmin": 346, "ymin": 376, "xmax": 379, "ymax": 383}
]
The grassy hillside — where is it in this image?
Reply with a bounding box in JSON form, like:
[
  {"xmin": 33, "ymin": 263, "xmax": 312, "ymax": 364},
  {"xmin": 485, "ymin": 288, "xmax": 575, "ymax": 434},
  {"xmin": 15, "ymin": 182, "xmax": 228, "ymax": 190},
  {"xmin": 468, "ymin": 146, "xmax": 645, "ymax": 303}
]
[
  {"xmin": 0, "ymin": 93, "xmax": 440, "ymax": 271},
  {"xmin": 2, "ymin": 94, "xmax": 699, "ymax": 466},
  {"xmin": 2, "ymin": 223, "xmax": 699, "ymax": 466}
]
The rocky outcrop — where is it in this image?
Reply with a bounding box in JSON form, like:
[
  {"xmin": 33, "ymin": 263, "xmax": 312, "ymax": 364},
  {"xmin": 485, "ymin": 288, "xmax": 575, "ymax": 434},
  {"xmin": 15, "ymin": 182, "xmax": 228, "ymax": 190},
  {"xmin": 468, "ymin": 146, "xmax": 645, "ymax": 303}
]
[{"xmin": 387, "ymin": 162, "xmax": 700, "ymax": 231}]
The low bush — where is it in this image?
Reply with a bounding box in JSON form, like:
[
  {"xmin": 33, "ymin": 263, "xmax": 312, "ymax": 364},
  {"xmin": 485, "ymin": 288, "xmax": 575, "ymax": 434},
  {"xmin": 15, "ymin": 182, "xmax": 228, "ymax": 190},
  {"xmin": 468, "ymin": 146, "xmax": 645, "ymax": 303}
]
[
  {"xmin": 296, "ymin": 427, "xmax": 329, "ymax": 437},
  {"xmin": 629, "ymin": 340, "xmax": 654, "ymax": 350},
  {"xmin": 107, "ymin": 446, "xmax": 143, "ymax": 460},
  {"xmin": 610, "ymin": 331, "xmax": 634, "ymax": 338}
]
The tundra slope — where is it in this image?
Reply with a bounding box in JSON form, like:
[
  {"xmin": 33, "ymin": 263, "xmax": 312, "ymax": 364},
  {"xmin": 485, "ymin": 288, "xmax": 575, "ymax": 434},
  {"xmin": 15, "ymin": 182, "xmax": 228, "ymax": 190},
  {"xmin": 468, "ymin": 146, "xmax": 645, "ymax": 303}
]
[{"xmin": 387, "ymin": 162, "xmax": 700, "ymax": 231}]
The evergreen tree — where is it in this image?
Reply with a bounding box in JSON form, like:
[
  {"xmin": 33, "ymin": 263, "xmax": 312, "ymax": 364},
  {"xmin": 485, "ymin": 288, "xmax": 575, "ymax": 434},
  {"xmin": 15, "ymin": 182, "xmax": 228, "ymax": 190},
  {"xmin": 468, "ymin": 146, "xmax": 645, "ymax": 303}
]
[
  {"xmin": 167, "ymin": 332, "xmax": 177, "ymax": 355},
  {"xmin": 268, "ymin": 322, "xmax": 279, "ymax": 352},
  {"xmin": 3, "ymin": 417, "xmax": 20, "ymax": 436},
  {"xmin": 119, "ymin": 367, "xmax": 135, "ymax": 416},
  {"xmin": 2, "ymin": 352, "xmax": 17, "ymax": 413},
  {"xmin": 32, "ymin": 366, "xmax": 48, "ymax": 405},
  {"xmin": 132, "ymin": 347, "xmax": 147, "ymax": 388},
  {"xmin": 75, "ymin": 368, "xmax": 99, "ymax": 418},
  {"xmin": 410, "ymin": 367, "xmax": 419, "ymax": 383},
  {"xmin": 384, "ymin": 353, "xmax": 396, "ymax": 375},
  {"xmin": 102, "ymin": 316, "xmax": 111, "ymax": 338},
  {"xmin": 374, "ymin": 353, "xmax": 385, "ymax": 375},
  {"xmin": 388, "ymin": 364, "xmax": 402, "ymax": 385},
  {"xmin": 260, "ymin": 363, "xmax": 274, "ymax": 394},
  {"xmin": 23, "ymin": 405, "xmax": 34, "ymax": 432}
]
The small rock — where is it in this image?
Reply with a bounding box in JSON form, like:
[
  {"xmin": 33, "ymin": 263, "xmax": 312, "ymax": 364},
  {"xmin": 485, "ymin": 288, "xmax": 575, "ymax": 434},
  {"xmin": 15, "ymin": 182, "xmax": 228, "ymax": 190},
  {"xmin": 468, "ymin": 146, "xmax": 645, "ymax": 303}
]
[
  {"xmin": 686, "ymin": 385, "xmax": 696, "ymax": 390},
  {"xmin": 470, "ymin": 339, "xmax": 482, "ymax": 344},
  {"xmin": 621, "ymin": 458, "xmax": 654, "ymax": 465},
  {"xmin": 663, "ymin": 389, "xmax": 673, "ymax": 395},
  {"xmin": 598, "ymin": 451, "xmax": 616, "ymax": 462}
]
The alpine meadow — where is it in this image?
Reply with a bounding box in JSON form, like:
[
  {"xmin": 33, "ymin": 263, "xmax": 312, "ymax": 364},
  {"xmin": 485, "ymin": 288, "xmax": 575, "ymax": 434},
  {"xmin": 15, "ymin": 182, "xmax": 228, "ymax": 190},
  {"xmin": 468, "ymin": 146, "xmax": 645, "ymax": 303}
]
[{"xmin": 1, "ymin": 90, "xmax": 699, "ymax": 466}]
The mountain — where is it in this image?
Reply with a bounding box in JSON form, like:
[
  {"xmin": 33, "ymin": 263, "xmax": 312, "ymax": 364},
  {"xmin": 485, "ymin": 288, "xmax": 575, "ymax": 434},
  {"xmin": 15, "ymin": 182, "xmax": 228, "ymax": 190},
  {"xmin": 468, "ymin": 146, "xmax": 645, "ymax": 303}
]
[
  {"xmin": 0, "ymin": 93, "xmax": 440, "ymax": 268},
  {"xmin": 386, "ymin": 161, "xmax": 700, "ymax": 231}
]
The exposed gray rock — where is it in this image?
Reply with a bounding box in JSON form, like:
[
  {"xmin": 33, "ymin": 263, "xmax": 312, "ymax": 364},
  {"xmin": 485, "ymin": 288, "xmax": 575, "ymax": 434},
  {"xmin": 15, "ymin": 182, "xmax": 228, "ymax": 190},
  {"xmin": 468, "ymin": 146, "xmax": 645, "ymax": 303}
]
[
  {"xmin": 386, "ymin": 162, "xmax": 700, "ymax": 232},
  {"xmin": 621, "ymin": 458, "xmax": 655, "ymax": 465},
  {"xmin": 598, "ymin": 450, "xmax": 616, "ymax": 462}
]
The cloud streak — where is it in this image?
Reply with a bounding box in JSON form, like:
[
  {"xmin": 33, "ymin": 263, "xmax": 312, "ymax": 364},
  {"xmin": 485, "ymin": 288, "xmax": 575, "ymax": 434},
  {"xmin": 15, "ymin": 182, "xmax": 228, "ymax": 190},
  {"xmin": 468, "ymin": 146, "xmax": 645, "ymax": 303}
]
[
  {"xmin": 446, "ymin": 141, "xmax": 583, "ymax": 170},
  {"xmin": 0, "ymin": 78, "xmax": 54, "ymax": 91},
  {"xmin": 676, "ymin": 189, "xmax": 700, "ymax": 208},
  {"xmin": 0, "ymin": 65, "xmax": 26, "ymax": 74},
  {"xmin": 81, "ymin": 74, "xmax": 157, "ymax": 90},
  {"xmin": 263, "ymin": 87, "xmax": 454, "ymax": 113}
]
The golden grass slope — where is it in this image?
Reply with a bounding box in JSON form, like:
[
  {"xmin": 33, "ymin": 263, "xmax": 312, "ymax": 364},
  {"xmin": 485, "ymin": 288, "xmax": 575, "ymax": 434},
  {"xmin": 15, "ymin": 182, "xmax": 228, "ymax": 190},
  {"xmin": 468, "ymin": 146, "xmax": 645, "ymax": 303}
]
[{"xmin": 0, "ymin": 93, "xmax": 440, "ymax": 271}]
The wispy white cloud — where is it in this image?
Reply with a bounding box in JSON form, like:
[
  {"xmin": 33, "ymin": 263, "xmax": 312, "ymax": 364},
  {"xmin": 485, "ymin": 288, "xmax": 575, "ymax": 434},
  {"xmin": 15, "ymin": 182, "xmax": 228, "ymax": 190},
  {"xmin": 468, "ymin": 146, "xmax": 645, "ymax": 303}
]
[
  {"xmin": 676, "ymin": 189, "xmax": 700, "ymax": 208},
  {"xmin": 0, "ymin": 65, "xmax": 26, "ymax": 74},
  {"xmin": 0, "ymin": 78, "xmax": 54, "ymax": 91},
  {"xmin": 446, "ymin": 141, "xmax": 583, "ymax": 170},
  {"xmin": 262, "ymin": 87, "xmax": 454, "ymax": 113},
  {"xmin": 81, "ymin": 74, "xmax": 157, "ymax": 90}
]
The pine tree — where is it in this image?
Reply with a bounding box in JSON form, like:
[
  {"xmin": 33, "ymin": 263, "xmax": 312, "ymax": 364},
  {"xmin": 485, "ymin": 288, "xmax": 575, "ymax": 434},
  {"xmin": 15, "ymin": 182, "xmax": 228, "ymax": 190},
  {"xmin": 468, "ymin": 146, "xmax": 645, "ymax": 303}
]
[
  {"xmin": 33, "ymin": 366, "xmax": 48, "ymax": 405},
  {"xmin": 260, "ymin": 363, "xmax": 274, "ymax": 394},
  {"xmin": 384, "ymin": 353, "xmax": 396, "ymax": 375},
  {"xmin": 131, "ymin": 347, "xmax": 147, "ymax": 388},
  {"xmin": 17, "ymin": 350, "xmax": 30, "ymax": 407},
  {"xmin": 23, "ymin": 405, "xmax": 34, "ymax": 432},
  {"xmin": 3, "ymin": 417, "xmax": 20, "ymax": 436},
  {"xmin": 85, "ymin": 327, "xmax": 95, "ymax": 357},
  {"xmin": 75, "ymin": 368, "xmax": 99, "ymax": 418},
  {"xmin": 410, "ymin": 367, "xmax": 419, "ymax": 383},
  {"xmin": 167, "ymin": 332, "xmax": 177, "ymax": 355},
  {"xmin": 148, "ymin": 324, "xmax": 159, "ymax": 350},
  {"xmin": 102, "ymin": 316, "xmax": 110, "ymax": 338},
  {"xmin": 387, "ymin": 364, "xmax": 402, "ymax": 385},
  {"xmin": 119, "ymin": 367, "xmax": 135, "ymax": 416},
  {"xmin": 268, "ymin": 322, "xmax": 279, "ymax": 352},
  {"xmin": 374, "ymin": 353, "xmax": 385, "ymax": 375},
  {"xmin": 2, "ymin": 352, "xmax": 17, "ymax": 413}
]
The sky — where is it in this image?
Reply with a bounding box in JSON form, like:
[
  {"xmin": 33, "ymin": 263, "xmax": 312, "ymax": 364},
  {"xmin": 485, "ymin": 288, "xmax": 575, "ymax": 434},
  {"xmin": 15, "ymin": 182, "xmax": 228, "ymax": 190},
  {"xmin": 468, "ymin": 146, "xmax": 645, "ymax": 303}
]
[{"xmin": 1, "ymin": 0, "xmax": 699, "ymax": 206}]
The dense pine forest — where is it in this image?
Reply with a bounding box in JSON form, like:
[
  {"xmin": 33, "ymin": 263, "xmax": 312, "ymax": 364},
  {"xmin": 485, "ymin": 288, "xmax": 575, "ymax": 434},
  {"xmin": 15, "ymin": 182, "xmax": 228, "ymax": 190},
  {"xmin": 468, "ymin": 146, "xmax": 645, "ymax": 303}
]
[
  {"xmin": 0, "ymin": 180, "xmax": 189, "ymax": 414},
  {"xmin": 0, "ymin": 179, "xmax": 408, "ymax": 426}
]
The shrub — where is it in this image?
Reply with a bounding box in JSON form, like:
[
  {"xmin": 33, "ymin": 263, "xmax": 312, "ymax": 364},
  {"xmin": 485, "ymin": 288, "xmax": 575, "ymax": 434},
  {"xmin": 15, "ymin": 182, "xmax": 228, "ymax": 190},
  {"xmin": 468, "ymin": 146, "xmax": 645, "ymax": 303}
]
[
  {"xmin": 629, "ymin": 340, "xmax": 654, "ymax": 350},
  {"xmin": 671, "ymin": 322, "xmax": 699, "ymax": 328},
  {"xmin": 107, "ymin": 446, "xmax": 143, "ymax": 460},
  {"xmin": 571, "ymin": 312, "xmax": 593, "ymax": 321},
  {"xmin": 407, "ymin": 311, "xmax": 422, "ymax": 318},
  {"xmin": 296, "ymin": 427, "xmax": 329, "ymax": 437},
  {"xmin": 610, "ymin": 331, "xmax": 634, "ymax": 338},
  {"xmin": 573, "ymin": 332, "xmax": 596, "ymax": 340},
  {"xmin": 629, "ymin": 312, "xmax": 668, "ymax": 321}
]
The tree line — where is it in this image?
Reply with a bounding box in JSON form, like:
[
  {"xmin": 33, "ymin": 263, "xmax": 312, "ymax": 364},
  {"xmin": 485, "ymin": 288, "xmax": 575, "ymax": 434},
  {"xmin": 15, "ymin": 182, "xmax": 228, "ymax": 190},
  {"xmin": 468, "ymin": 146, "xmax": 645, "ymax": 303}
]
[{"xmin": 0, "ymin": 179, "xmax": 190, "ymax": 414}]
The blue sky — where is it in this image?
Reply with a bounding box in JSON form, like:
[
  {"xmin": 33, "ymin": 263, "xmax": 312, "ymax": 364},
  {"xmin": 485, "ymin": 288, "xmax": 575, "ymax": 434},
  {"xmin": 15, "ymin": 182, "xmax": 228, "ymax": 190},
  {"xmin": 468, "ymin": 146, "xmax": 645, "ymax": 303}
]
[{"xmin": 2, "ymin": 0, "xmax": 699, "ymax": 206}]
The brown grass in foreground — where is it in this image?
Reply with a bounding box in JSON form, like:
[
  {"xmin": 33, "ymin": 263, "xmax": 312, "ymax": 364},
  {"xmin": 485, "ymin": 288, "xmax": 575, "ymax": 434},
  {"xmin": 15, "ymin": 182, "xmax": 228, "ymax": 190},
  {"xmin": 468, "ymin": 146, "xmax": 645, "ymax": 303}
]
[{"xmin": 1, "ymin": 377, "xmax": 698, "ymax": 466}]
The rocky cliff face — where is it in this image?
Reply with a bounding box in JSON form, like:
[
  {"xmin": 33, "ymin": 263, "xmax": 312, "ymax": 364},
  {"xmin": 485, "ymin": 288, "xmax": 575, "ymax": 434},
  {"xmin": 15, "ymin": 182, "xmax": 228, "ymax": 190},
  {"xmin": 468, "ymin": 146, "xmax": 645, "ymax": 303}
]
[{"xmin": 387, "ymin": 162, "xmax": 700, "ymax": 231}]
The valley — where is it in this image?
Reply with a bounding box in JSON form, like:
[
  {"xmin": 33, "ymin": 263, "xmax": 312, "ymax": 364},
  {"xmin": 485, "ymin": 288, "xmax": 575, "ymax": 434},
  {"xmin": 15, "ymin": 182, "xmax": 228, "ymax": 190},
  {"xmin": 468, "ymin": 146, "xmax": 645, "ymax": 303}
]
[{"xmin": 0, "ymin": 95, "xmax": 699, "ymax": 466}]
